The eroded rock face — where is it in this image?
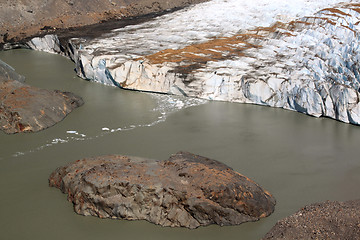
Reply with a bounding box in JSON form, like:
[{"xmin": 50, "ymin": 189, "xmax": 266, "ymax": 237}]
[
  {"xmin": 263, "ymin": 199, "xmax": 360, "ymax": 240},
  {"xmin": 0, "ymin": 60, "xmax": 84, "ymax": 134},
  {"xmin": 49, "ymin": 152, "xmax": 276, "ymax": 229}
]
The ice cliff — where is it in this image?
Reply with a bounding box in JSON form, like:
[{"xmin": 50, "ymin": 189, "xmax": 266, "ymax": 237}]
[{"xmin": 26, "ymin": 0, "xmax": 360, "ymax": 125}]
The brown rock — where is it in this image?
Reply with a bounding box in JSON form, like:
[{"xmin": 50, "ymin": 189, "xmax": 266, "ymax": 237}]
[
  {"xmin": 263, "ymin": 199, "xmax": 360, "ymax": 240},
  {"xmin": 0, "ymin": 0, "xmax": 208, "ymax": 46},
  {"xmin": 0, "ymin": 60, "xmax": 84, "ymax": 134},
  {"xmin": 49, "ymin": 152, "xmax": 276, "ymax": 229}
]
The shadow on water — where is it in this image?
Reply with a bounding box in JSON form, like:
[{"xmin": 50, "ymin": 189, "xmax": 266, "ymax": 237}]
[{"xmin": 1, "ymin": 49, "xmax": 360, "ymax": 240}]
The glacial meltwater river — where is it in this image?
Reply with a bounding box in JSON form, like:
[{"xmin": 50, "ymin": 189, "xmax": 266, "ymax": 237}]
[{"xmin": 1, "ymin": 49, "xmax": 360, "ymax": 239}]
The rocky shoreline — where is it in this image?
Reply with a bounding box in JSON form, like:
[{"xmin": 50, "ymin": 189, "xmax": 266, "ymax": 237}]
[
  {"xmin": 2, "ymin": 0, "xmax": 360, "ymax": 237},
  {"xmin": 0, "ymin": 0, "xmax": 210, "ymax": 134},
  {"xmin": 0, "ymin": 0, "xmax": 208, "ymax": 48},
  {"xmin": 0, "ymin": 59, "xmax": 84, "ymax": 134},
  {"xmin": 263, "ymin": 199, "xmax": 360, "ymax": 240}
]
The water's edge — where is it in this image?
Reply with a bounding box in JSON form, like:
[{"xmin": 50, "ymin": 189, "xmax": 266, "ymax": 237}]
[
  {"xmin": 13, "ymin": 1, "xmax": 360, "ymax": 127},
  {"xmin": 1, "ymin": 48, "xmax": 360, "ymax": 240}
]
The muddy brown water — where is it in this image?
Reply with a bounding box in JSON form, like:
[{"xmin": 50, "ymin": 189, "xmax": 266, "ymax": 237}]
[{"xmin": 0, "ymin": 49, "xmax": 360, "ymax": 240}]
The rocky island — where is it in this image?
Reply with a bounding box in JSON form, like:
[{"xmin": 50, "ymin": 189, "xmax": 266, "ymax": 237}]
[
  {"xmin": 1, "ymin": 0, "xmax": 360, "ymax": 238},
  {"xmin": 0, "ymin": 59, "xmax": 83, "ymax": 134},
  {"xmin": 49, "ymin": 152, "xmax": 276, "ymax": 229}
]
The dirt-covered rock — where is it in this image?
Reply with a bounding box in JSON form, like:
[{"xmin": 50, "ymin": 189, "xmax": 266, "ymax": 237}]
[
  {"xmin": 0, "ymin": 60, "xmax": 84, "ymax": 134},
  {"xmin": 0, "ymin": 0, "xmax": 208, "ymax": 46},
  {"xmin": 263, "ymin": 199, "xmax": 360, "ymax": 240},
  {"xmin": 49, "ymin": 151, "xmax": 276, "ymax": 229}
]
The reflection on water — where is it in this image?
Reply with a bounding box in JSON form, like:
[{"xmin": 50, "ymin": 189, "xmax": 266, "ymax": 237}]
[{"xmin": 0, "ymin": 49, "xmax": 360, "ymax": 240}]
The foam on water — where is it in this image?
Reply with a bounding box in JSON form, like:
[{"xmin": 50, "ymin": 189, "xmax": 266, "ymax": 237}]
[
  {"xmin": 11, "ymin": 93, "xmax": 207, "ymax": 157},
  {"xmin": 15, "ymin": 0, "xmax": 360, "ymax": 159}
]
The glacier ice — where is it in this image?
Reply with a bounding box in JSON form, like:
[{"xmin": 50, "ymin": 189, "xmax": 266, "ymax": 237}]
[{"xmin": 26, "ymin": 0, "xmax": 360, "ymax": 125}]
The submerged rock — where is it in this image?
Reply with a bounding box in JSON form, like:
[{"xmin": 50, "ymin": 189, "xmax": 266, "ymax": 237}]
[
  {"xmin": 49, "ymin": 152, "xmax": 276, "ymax": 229},
  {"xmin": 0, "ymin": 60, "xmax": 84, "ymax": 134},
  {"xmin": 0, "ymin": 59, "xmax": 25, "ymax": 82},
  {"xmin": 263, "ymin": 199, "xmax": 360, "ymax": 240}
]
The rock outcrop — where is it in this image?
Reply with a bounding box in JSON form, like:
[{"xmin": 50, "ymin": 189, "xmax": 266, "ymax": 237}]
[
  {"xmin": 263, "ymin": 199, "xmax": 360, "ymax": 240},
  {"xmin": 25, "ymin": 1, "xmax": 360, "ymax": 125},
  {"xmin": 0, "ymin": 0, "xmax": 208, "ymax": 46},
  {"xmin": 49, "ymin": 152, "xmax": 276, "ymax": 229},
  {"xmin": 0, "ymin": 60, "xmax": 84, "ymax": 134}
]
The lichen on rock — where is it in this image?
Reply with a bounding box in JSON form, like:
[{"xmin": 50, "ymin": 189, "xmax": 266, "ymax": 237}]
[
  {"xmin": 0, "ymin": 59, "xmax": 84, "ymax": 134},
  {"xmin": 49, "ymin": 152, "xmax": 276, "ymax": 229}
]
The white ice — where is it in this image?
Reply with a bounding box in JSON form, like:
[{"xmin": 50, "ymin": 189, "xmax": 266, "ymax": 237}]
[{"xmin": 81, "ymin": 0, "xmax": 350, "ymax": 64}]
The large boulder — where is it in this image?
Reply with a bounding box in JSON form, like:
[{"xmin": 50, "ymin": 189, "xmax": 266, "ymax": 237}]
[
  {"xmin": 0, "ymin": 60, "xmax": 84, "ymax": 134},
  {"xmin": 263, "ymin": 199, "xmax": 360, "ymax": 240},
  {"xmin": 49, "ymin": 152, "xmax": 276, "ymax": 229}
]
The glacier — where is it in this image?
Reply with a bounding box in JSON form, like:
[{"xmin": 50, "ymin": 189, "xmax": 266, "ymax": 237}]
[{"xmin": 26, "ymin": 0, "xmax": 360, "ymax": 125}]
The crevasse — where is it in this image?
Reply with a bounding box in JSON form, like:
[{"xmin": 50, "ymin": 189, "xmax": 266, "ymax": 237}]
[{"xmin": 26, "ymin": 0, "xmax": 360, "ymax": 125}]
